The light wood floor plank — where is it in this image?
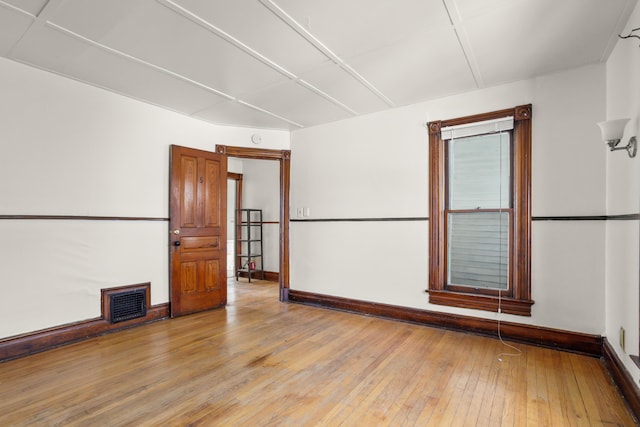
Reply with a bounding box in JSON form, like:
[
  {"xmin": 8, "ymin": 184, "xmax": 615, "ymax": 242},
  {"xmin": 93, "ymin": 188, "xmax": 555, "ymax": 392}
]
[
  {"xmin": 464, "ymin": 335, "xmax": 502, "ymax": 425},
  {"xmin": 0, "ymin": 280, "xmax": 636, "ymax": 426}
]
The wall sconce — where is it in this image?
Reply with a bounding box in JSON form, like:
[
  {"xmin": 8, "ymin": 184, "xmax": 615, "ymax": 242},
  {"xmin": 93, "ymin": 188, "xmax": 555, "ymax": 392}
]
[{"xmin": 596, "ymin": 118, "xmax": 637, "ymax": 158}]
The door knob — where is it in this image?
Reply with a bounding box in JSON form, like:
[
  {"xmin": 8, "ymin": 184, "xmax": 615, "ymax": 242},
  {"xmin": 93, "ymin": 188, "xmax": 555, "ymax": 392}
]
[
  {"xmin": 174, "ymin": 241, "xmax": 181, "ymax": 247},
  {"xmin": 172, "ymin": 229, "xmax": 180, "ymax": 235}
]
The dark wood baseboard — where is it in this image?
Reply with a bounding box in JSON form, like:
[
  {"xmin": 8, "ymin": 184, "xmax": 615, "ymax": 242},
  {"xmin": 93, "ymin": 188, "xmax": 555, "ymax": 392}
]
[
  {"xmin": 288, "ymin": 289, "xmax": 602, "ymax": 357},
  {"xmin": 1, "ymin": 274, "xmax": 286, "ymax": 363},
  {"xmin": 263, "ymin": 271, "xmax": 279, "ymax": 282},
  {"xmin": 0, "ymin": 303, "xmax": 169, "ymax": 362},
  {"xmin": 603, "ymin": 338, "xmax": 640, "ymax": 422},
  {"xmin": 237, "ymin": 270, "xmax": 279, "ymax": 282}
]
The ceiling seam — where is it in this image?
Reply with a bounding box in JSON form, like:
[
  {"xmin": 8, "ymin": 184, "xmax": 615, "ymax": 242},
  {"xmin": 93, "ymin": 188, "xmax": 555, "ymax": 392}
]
[
  {"xmin": 156, "ymin": 0, "xmax": 297, "ymax": 80},
  {"xmin": 44, "ymin": 20, "xmax": 306, "ymax": 128},
  {"xmin": 259, "ymin": 0, "xmax": 396, "ymax": 108},
  {"xmin": 10, "ymin": 57, "xmax": 281, "ymax": 129},
  {"xmin": 33, "ymin": 0, "xmax": 51, "ymax": 18},
  {"xmin": 0, "ymin": 0, "xmax": 35, "ymax": 18},
  {"xmin": 156, "ymin": 0, "xmax": 358, "ymax": 117},
  {"xmin": 442, "ymin": 0, "xmax": 483, "ymax": 88},
  {"xmin": 2, "ymin": 0, "xmax": 301, "ymax": 129},
  {"xmin": 237, "ymin": 100, "xmax": 304, "ymax": 128},
  {"xmin": 296, "ymin": 79, "xmax": 358, "ymax": 115},
  {"xmin": 0, "ymin": 0, "xmax": 36, "ymax": 60},
  {"xmin": 3, "ymin": 0, "xmax": 72, "ymax": 62},
  {"xmin": 34, "ymin": 0, "xmax": 66, "ymax": 20},
  {"xmin": 0, "ymin": 0, "xmax": 66, "ymax": 60},
  {"xmin": 45, "ymin": 21, "xmax": 237, "ymax": 100}
]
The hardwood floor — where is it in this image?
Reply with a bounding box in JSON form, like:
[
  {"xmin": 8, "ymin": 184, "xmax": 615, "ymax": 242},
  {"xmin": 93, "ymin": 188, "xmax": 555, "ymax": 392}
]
[{"xmin": 0, "ymin": 280, "xmax": 636, "ymax": 426}]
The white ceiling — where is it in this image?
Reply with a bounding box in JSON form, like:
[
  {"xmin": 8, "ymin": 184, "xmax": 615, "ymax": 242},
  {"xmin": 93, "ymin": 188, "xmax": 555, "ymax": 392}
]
[{"xmin": 0, "ymin": 0, "xmax": 636, "ymax": 130}]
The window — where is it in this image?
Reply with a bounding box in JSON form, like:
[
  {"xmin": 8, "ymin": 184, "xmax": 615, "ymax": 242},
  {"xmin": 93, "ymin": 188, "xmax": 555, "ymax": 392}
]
[{"xmin": 427, "ymin": 105, "xmax": 533, "ymax": 316}]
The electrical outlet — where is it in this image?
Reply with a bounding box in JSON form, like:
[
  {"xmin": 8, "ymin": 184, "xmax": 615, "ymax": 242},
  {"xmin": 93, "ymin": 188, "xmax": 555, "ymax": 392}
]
[
  {"xmin": 620, "ymin": 327, "xmax": 626, "ymax": 352},
  {"xmin": 296, "ymin": 207, "xmax": 304, "ymax": 218}
]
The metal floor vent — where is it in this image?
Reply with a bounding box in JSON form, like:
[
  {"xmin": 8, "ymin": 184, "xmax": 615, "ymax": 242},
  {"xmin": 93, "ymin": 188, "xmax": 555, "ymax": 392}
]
[{"xmin": 110, "ymin": 289, "xmax": 147, "ymax": 323}]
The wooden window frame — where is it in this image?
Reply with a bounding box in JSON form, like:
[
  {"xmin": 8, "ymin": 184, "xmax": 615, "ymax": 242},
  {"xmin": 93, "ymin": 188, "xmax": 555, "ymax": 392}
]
[{"xmin": 428, "ymin": 104, "xmax": 533, "ymax": 316}]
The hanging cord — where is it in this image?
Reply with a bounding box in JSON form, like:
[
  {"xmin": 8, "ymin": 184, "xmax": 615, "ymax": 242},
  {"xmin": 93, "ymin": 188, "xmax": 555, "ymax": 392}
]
[
  {"xmin": 496, "ymin": 130, "xmax": 521, "ymax": 362},
  {"xmin": 496, "ymin": 289, "xmax": 522, "ymax": 361}
]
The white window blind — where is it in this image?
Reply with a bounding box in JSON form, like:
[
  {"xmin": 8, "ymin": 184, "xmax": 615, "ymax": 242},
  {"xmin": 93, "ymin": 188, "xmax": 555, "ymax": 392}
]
[
  {"xmin": 440, "ymin": 116, "xmax": 513, "ymax": 140},
  {"xmin": 445, "ymin": 121, "xmax": 511, "ymax": 290},
  {"xmin": 448, "ymin": 133, "xmax": 510, "ymax": 209},
  {"xmin": 447, "ymin": 212, "xmax": 509, "ymax": 289}
]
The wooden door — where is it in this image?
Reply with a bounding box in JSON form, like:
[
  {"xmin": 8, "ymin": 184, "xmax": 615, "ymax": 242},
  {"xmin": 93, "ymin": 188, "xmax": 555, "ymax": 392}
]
[{"xmin": 170, "ymin": 145, "xmax": 227, "ymax": 317}]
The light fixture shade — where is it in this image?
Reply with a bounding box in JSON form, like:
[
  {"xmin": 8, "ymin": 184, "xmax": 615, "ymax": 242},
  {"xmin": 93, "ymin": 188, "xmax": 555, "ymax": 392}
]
[{"xmin": 596, "ymin": 118, "xmax": 630, "ymax": 142}]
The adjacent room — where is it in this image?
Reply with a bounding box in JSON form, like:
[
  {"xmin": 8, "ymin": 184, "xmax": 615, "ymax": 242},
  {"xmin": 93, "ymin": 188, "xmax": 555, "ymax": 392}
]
[{"xmin": 1, "ymin": 0, "xmax": 639, "ymax": 424}]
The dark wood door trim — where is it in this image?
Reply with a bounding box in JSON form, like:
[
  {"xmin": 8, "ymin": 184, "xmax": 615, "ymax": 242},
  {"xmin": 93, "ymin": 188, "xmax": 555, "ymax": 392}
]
[
  {"xmin": 216, "ymin": 145, "xmax": 290, "ymax": 301},
  {"xmin": 219, "ymin": 146, "xmax": 288, "ymax": 161},
  {"xmin": 227, "ymin": 172, "xmax": 243, "ymax": 280}
]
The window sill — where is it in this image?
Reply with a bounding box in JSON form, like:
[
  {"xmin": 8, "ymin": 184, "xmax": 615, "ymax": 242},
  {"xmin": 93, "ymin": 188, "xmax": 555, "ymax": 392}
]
[{"xmin": 427, "ymin": 290, "xmax": 533, "ymax": 316}]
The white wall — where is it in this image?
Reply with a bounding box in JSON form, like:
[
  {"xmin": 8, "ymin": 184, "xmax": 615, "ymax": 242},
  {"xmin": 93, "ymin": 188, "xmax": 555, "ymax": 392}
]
[
  {"xmin": 0, "ymin": 57, "xmax": 289, "ymax": 339},
  {"xmin": 604, "ymin": 1, "xmax": 640, "ymax": 383},
  {"xmin": 241, "ymin": 159, "xmax": 280, "ymax": 273},
  {"xmin": 290, "ymin": 63, "xmax": 607, "ymax": 334}
]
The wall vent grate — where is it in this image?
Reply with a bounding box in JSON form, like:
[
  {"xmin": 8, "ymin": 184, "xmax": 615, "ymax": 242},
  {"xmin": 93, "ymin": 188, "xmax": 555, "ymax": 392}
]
[{"xmin": 110, "ymin": 289, "xmax": 146, "ymax": 323}]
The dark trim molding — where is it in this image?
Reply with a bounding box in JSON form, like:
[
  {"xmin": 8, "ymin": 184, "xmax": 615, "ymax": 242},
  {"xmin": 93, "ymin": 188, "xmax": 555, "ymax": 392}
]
[
  {"xmin": 291, "ymin": 217, "xmax": 428, "ymax": 222},
  {"xmin": 631, "ymin": 354, "xmax": 640, "ymax": 369},
  {"xmin": 217, "ymin": 145, "xmax": 289, "ymax": 161},
  {"xmin": 288, "ymin": 290, "xmax": 602, "ymax": 357},
  {"xmin": 228, "ymin": 172, "xmax": 244, "ymax": 288},
  {"xmin": 0, "ymin": 291, "xmax": 169, "ymax": 363},
  {"xmin": 237, "ymin": 270, "xmax": 279, "ymax": 282},
  {"xmin": 3, "ymin": 214, "xmax": 636, "ymax": 223},
  {"xmin": 262, "ymin": 271, "xmax": 279, "ymax": 282},
  {"xmin": 603, "ymin": 338, "xmax": 640, "ymax": 423},
  {"xmin": 427, "ymin": 289, "xmax": 534, "ymax": 316},
  {"xmin": 532, "ymin": 214, "xmax": 640, "ymax": 221},
  {"xmin": 607, "ymin": 214, "xmax": 640, "ymax": 220},
  {"xmin": 291, "ymin": 214, "xmax": 640, "ymax": 223},
  {"xmin": 532, "ymin": 215, "xmax": 608, "ymax": 221},
  {"xmin": 289, "ymin": 214, "xmax": 640, "ymax": 223},
  {"xmin": 428, "ymin": 104, "xmax": 532, "ymax": 315},
  {"xmin": 0, "ymin": 215, "xmax": 169, "ymax": 221}
]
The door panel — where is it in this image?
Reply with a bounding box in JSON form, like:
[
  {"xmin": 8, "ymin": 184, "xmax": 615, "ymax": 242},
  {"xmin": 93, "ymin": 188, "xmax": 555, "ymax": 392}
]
[
  {"xmin": 181, "ymin": 156, "xmax": 198, "ymax": 228},
  {"xmin": 204, "ymin": 260, "xmax": 220, "ymax": 291},
  {"xmin": 181, "ymin": 236, "xmax": 220, "ymax": 250},
  {"xmin": 181, "ymin": 263, "xmax": 197, "ymax": 293},
  {"xmin": 170, "ymin": 145, "xmax": 227, "ymax": 317},
  {"xmin": 204, "ymin": 159, "xmax": 221, "ymax": 227}
]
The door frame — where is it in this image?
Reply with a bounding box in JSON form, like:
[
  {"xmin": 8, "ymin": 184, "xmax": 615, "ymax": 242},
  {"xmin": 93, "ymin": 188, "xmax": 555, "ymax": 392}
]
[
  {"xmin": 216, "ymin": 145, "xmax": 291, "ymax": 301},
  {"xmin": 227, "ymin": 172, "xmax": 243, "ymax": 279}
]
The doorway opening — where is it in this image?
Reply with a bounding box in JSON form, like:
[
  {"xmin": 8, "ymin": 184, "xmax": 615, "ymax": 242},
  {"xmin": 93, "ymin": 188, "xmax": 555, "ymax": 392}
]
[{"xmin": 216, "ymin": 145, "xmax": 291, "ymax": 302}]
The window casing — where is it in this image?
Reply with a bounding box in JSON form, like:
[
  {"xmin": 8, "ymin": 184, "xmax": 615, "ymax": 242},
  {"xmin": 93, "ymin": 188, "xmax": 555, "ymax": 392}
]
[{"xmin": 428, "ymin": 105, "xmax": 533, "ymax": 316}]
